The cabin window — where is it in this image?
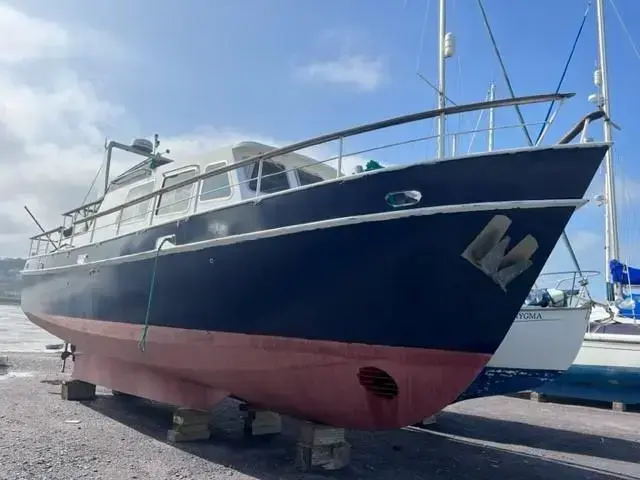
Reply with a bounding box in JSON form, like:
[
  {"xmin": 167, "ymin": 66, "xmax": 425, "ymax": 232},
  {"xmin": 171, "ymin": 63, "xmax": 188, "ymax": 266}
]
[
  {"xmin": 156, "ymin": 169, "xmax": 197, "ymax": 215},
  {"xmin": 120, "ymin": 182, "xmax": 155, "ymax": 224},
  {"xmin": 297, "ymin": 168, "xmax": 324, "ymax": 186},
  {"xmin": 248, "ymin": 161, "xmax": 289, "ymax": 194},
  {"xmin": 200, "ymin": 162, "xmax": 231, "ymax": 201}
]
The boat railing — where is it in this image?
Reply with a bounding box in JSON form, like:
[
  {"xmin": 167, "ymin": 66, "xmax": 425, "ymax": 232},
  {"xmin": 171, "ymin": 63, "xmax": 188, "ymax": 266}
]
[
  {"xmin": 27, "ymin": 93, "xmax": 606, "ymax": 257},
  {"xmin": 532, "ymin": 270, "xmax": 600, "ymax": 307}
]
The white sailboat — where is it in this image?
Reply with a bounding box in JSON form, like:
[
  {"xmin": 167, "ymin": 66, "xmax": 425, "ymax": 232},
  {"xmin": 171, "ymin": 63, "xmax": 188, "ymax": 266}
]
[
  {"xmin": 457, "ymin": 270, "xmax": 592, "ymax": 402},
  {"xmin": 537, "ymin": 0, "xmax": 640, "ymax": 405}
]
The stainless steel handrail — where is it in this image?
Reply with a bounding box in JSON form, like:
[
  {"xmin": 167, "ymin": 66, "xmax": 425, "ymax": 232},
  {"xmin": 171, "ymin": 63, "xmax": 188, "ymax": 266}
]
[
  {"xmin": 27, "ymin": 92, "xmax": 582, "ymax": 254},
  {"xmin": 65, "ymin": 93, "xmax": 574, "ymax": 229}
]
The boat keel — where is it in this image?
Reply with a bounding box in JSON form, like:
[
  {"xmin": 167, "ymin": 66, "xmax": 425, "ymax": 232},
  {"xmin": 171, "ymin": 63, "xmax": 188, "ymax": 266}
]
[{"xmin": 71, "ymin": 353, "xmax": 230, "ymax": 411}]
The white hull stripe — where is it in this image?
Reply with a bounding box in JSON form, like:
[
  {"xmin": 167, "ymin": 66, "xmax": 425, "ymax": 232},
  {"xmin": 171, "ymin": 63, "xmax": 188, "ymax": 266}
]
[
  {"xmin": 584, "ymin": 332, "xmax": 640, "ymax": 344},
  {"xmin": 23, "ymin": 198, "xmax": 587, "ymax": 276}
]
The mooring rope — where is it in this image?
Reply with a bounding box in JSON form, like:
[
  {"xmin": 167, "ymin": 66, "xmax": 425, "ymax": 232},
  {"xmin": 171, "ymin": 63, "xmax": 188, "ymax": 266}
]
[{"xmin": 138, "ymin": 237, "xmax": 173, "ymax": 352}]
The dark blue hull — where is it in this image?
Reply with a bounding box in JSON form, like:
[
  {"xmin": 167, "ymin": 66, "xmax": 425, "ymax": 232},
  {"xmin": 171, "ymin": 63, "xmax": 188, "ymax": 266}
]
[
  {"xmin": 536, "ymin": 364, "xmax": 640, "ymax": 404},
  {"xmin": 456, "ymin": 367, "xmax": 563, "ymax": 402},
  {"xmin": 24, "ymin": 204, "xmax": 577, "ymax": 354},
  {"xmin": 21, "ymin": 144, "xmax": 607, "ymax": 355}
]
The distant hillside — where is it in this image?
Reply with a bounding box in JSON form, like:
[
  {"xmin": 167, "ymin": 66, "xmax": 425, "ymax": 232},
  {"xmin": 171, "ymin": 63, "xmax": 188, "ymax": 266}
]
[{"xmin": 0, "ymin": 257, "xmax": 25, "ymax": 304}]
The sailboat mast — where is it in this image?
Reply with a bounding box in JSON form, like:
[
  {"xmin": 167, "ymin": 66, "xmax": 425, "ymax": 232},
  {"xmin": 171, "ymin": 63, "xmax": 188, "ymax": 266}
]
[
  {"xmin": 437, "ymin": 0, "xmax": 447, "ymax": 159},
  {"xmin": 595, "ymin": 0, "xmax": 620, "ymax": 297},
  {"xmin": 488, "ymin": 82, "xmax": 496, "ymax": 152}
]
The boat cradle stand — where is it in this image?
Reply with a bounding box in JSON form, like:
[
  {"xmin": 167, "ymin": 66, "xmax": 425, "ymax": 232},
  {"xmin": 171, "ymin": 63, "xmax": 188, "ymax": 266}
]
[
  {"xmin": 239, "ymin": 403, "xmax": 282, "ymax": 437},
  {"xmin": 168, "ymin": 404, "xmax": 285, "ymax": 443},
  {"xmin": 60, "ymin": 381, "xmax": 350, "ymax": 470},
  {"xmin": 61, "ymin": 380, "xmax": 96, "ymax": 401},
  {"xmin": 520, "ymin": 391, "xmax": 630, "ymax": 412},
  {"xmin": 295, "ymin": 422, "xmax": 351, "ymax": 472},
  {"xmin": 239, "ymin": 403, "xmax": 351, "ymax": 472}
]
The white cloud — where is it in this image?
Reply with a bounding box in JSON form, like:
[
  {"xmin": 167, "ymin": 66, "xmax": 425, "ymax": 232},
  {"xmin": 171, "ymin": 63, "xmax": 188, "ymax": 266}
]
[
  {"xmin": 0, "ymin": 5, "xmax": 378, "ymax": 257},
  {"xmin": 295, "ymin": 55, "xmax": 386, "ymax": 92},
  {"xmin": 0, "ymin": 4, "xmax": 68, "ymax": 63},
  {"xmin": 0, "ymin": 4, "xmax": 131, "ymax": 256},
  {"xmin": 0, "ymin": 6, "xmax": 394, "ymax": 259}
]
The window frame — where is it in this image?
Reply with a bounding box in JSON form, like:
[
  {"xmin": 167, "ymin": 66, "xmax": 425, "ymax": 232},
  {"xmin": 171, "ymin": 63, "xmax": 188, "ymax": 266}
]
[
  {"xmin": 199, "ymin": 161, "xmax": 233, "ymax": 203},
  {"xmin": 155, "ymin": 166, "xmax": 199, "ymax": 217},
  {"xmin": 247, "ymin": 160, "xmax": 290, "ymax": 194},
  {"xmin": 295, "ymin": 167, "xmax": 324, "ymax": 187},
  {"xmin": 118, "ymin": 181, "xmax": 156, "ymax": 226}
]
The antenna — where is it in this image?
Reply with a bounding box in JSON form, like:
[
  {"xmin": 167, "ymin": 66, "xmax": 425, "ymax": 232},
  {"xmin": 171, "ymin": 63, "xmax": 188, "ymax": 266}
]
[
  {"xmin": 23, "ymin": 205, "xmax": 57, "ymax": 251},
  {"xmin": 488, "ymin": 82, "xmax": 496, "ymax": 151},
  {"xmin": 436, "ymin": 0, "xmax": 448, "ymax": 159}
]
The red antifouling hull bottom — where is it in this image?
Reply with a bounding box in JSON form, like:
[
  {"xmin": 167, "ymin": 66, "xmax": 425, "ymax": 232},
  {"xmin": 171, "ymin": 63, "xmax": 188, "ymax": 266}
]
[{"xmin": 28, "ymin": 313, "xmax": 490, "ymax": 430}]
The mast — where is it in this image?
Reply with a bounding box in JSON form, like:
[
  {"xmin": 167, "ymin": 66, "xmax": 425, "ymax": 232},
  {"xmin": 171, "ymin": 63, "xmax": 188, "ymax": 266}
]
[
  {"xmin": 595, "ymin": 0, "xmax": 620, "ymax": 299},
  {"xmin": 436, "ymin": 0, "xmax": 447, "ymax": 159},
  {"xmin": 103, "ymin": 145, "xmax": 112, "ymax": 196},
  {"xmin": 488, "ymin": 82, "xmax": 496, "ymax": 151}
]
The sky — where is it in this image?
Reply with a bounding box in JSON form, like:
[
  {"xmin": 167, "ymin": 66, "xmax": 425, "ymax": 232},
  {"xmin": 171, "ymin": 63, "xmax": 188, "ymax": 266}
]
[{"xmin": 1, "ymin": 0, "xmax": 640, "ymax": 299}]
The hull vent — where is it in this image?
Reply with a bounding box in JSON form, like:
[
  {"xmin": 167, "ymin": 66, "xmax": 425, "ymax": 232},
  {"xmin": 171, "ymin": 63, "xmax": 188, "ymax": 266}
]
[{"xmin": 357, "ymin": 367, "xmax": 398, "ymax": 399}]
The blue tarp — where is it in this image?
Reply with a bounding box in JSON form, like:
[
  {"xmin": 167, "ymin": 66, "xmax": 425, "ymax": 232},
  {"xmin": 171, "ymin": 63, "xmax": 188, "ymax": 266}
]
[{"xmin": 610, "ymin": 259, "xmax": 640, "ymax": 286}]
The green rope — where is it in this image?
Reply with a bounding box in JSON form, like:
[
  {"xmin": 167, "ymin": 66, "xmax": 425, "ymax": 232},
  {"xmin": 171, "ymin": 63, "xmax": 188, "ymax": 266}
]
[{"xmin": 138, "ymin": 237, "xmax": 173, "ymax": 352}]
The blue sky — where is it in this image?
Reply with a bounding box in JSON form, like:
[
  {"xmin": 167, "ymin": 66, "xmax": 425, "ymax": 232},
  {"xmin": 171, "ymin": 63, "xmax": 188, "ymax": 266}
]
[{"xmin": 2, "ymin": 0, "xmax": 640, "ymax": 299}]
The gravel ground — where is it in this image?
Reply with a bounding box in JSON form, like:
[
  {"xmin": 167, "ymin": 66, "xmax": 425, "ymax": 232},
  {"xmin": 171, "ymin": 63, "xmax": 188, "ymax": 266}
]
[{"xmin": 0, "ymin": 353, "xmax": 639, "ymax": 480}]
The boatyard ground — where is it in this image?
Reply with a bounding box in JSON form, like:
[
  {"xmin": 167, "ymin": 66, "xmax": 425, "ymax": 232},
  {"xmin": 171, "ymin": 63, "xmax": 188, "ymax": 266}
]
[{"xmin": 0, "ymin": 353, "xmax": 638, "ymax": 480}]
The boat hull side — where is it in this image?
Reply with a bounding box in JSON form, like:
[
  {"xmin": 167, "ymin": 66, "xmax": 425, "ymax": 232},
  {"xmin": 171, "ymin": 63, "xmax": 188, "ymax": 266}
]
[
  {"xmin": 456, "ymin": 367, "xmax": 564, "ymax": 402},
  {"xmin": 26, "ymin": 313, "xmax": 490, "ymax": 430},
  {"xmin": 22, "ymin": 204, "xmax": 579, "ymax": 354},
  {"xmin": 536, "ymin": 335, "xmax": 640, "ymax": 404},
  {"xmin": 455, "ymin": 306, "xmax": 590, "ymax": 401},
  {"xmin": 536, "ymin": 365, "xmax": 640, "ymax": 405},
  {"xmin": 488, "ymin": 307, "xmax": 590, "ymax": 370}
]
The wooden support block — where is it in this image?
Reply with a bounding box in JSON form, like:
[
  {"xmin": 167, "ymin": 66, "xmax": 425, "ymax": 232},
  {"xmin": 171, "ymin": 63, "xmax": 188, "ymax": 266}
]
[
  {"xmin": 174, "ymin": 423, "xmax": 211, "ymax": 436},
  {"xmin": 172, "ymin": 408, "xmax": 210, "ymax": 426},
  {"xmin": 167, "ymin": 428, "xmax": 210, "ymax": 443},
  {"xmin": 295, "ymin": 422, "xmax": 350, "ymax": 471},
  {"xmin": 298, "ymin": 422, "xmax": 346, "ymax": 446},
  {"xmin": 296, "ymin": 441, "xmax": 351, "ymax": 472},
  {"xmin": 612, "ymin": 401, "xmax": 627, "ymax": 412},
  {"xmin": 243, "ymin": 410, "xmax": 282, "ymax": 437},
  {"xmin": 111, "ymin": 390, "xmax": 137, "ymax": 400},
  {"xmin": 167, "ymin": 408, "xmax": 211, "ymax": 443},
  {"xmin": 61, "ymin": 380, "xmax": 96, "ymax": 401}
]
